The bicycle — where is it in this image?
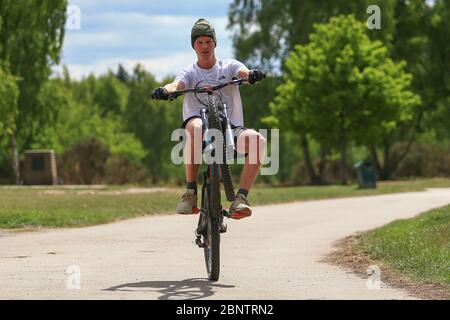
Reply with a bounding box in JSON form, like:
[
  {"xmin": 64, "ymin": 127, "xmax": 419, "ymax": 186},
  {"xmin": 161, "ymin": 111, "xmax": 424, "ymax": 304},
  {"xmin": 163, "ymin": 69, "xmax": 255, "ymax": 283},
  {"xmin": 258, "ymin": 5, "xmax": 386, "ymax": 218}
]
[{"xmin": 161, "ymin": 77, "xmax": 250, "ymax": 281}]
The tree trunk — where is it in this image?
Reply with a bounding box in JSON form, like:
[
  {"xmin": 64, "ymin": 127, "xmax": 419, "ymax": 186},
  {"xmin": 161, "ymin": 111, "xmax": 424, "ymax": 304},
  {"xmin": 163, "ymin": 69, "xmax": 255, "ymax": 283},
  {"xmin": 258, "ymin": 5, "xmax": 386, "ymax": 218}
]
[
  {"xmin": 340, "ymin": 140, "xmax": 348, "ymax": 185},
  {"xmin": 370, "ymin": 146, "xmax": 381, "ymax": 179},
  {"xmin": 382, "ymin": 137, "xmax": 391, "ymax": 180},
  {"xmin": 379, "ymin": 109, "xmax": 422, "ymax": 180},
  {"xmin": 300, "ymin": 132, "xmax": 320, "ymax": 185},
  {"xmin": 9, "ymin": 133, "xmax": 20, "ymax": 185},
  {"xmin": 338, "ymin": 110, "xmax": 348, "ymax": 184},
  {"xmin": 389, "ymin": 138, "xmax": 415, "ymax": 179},
  {"xmin": 318, "ymin": 147, "xmax": 328, "ymax": 182}
]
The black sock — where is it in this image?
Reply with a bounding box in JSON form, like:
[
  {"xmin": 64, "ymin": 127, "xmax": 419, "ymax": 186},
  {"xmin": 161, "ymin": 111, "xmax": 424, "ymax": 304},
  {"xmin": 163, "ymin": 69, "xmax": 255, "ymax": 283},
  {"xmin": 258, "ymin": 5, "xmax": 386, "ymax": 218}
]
[
  {"xmin": 186, "ymin": 181, "xmax": 197, "ymax": 195},
  {"xmin": 237, "ymin": 188, "xmax": 249, "ymax": 198}
]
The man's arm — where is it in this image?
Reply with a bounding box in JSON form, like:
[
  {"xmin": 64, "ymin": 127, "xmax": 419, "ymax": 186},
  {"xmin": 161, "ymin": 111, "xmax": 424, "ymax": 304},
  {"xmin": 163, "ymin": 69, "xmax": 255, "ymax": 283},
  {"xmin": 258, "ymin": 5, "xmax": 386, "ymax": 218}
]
[
  {"xmin": 238, "ymin": 67, "xmax": 250, "ymax": 79},
  {"xmin": 238, "ymin": 67, "xmax": 265, "ymax": 84},
  {"xmin": 152, "ymin": 80, "xmax": 185, "ymax": 100},
  {"xmin": 164, "ymin": 80, "xmax": 185, "ymax": 93}
]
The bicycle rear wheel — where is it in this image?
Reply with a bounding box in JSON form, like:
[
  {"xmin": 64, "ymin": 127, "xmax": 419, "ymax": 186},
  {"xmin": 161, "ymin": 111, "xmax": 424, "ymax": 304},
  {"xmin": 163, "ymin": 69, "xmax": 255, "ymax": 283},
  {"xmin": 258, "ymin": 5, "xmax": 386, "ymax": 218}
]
[{"xmin": 202, "ymin": 165, "xmax": 221, "ymax": 281}]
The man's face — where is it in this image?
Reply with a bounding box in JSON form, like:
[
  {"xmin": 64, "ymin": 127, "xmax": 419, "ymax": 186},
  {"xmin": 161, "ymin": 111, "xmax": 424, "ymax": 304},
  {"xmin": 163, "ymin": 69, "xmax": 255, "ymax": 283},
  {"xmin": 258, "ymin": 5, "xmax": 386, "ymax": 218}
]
[{"xmin": 193, "ymin": 36, "xmax": 215, "ymax": 60}]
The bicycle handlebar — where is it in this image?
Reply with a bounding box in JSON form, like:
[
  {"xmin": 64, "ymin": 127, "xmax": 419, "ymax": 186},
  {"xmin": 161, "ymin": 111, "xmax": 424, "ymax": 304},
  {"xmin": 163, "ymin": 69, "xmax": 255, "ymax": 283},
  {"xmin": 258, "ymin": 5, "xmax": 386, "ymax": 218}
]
[{"xmin": 168, "ymin": 77, "xmax": 249, "ymax": 101}]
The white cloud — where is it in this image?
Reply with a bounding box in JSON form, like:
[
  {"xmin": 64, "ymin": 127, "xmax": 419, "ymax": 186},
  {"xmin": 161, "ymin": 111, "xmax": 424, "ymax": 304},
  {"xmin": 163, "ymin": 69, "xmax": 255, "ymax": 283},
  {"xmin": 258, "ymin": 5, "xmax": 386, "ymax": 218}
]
[
  {"xmin": 60, "ymin": 12, "xmax": 235, "ymax": 81},
  {"xmin": 83, "ymin": 13, "xmax": 224, "ymax": 29},
  {"xmin": 63, "ymin": 14, "xmax": 231, "ymax": 54},
  {"xmin": 68, "ymin": 13, "xmax": 230, "ymax": 40},
  {"xmin": 64, "ymin": 32, "xmax": 122, "ymax": 47},
  {"xmin": 55, "ymin": 47, "xmax": 233, "ymax": 81},
  {"xmin": 69, "ymin": 0, "xmax": 232, "ymax": 16}
]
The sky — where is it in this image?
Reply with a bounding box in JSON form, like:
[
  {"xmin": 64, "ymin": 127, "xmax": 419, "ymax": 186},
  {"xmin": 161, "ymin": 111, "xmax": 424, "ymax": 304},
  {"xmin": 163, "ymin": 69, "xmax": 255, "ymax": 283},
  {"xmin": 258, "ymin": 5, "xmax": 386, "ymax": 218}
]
[
  {"xmin": 58, "ymin": 0, "xmax": 438, "ymax": 80},
  {"xmin": 57, "ymin": 0, "xmax": 235, "ymax": 80}
]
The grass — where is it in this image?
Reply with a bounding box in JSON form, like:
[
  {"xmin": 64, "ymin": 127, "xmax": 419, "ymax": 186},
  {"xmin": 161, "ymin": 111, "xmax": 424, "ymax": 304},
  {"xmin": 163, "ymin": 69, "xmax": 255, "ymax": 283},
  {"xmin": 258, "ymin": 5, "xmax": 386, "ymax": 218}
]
[
  {"xmin": 0, "ymin": 189, "xmax": 180, "ymax": 229},
  {"xmin": 357, "ymin": 204, "xmax": 450, "ymax": 287},
  {"xmin": 0, "ymin": 178, "xmax": 449, "ymax": 229},
  {"xmin": 248, "ymin": 177, "xmax": 450, "ymax": 205}
]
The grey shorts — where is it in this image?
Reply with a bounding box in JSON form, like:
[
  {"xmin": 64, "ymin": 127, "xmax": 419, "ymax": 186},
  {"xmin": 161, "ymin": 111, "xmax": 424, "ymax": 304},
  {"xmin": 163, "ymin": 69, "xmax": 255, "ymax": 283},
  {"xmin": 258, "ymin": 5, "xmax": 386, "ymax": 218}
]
[{"xmin": 181, "ymin": 116, "xmax": 249, "ymax": 158}]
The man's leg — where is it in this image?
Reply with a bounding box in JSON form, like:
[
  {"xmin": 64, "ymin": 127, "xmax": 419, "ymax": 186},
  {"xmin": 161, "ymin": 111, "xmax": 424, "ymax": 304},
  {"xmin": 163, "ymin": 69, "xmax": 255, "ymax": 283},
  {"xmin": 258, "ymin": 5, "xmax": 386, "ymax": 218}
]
[
  {"xmin": 184, "ymin": 118, "xmax": 203, "ymax": 187},
  {"xmin": 177, "ymin": 118, "xmax": 203, "ymax": 214},
  {"xmin": 229, "ymin": 129, "xmax": 266, "ymax": 219},
  {"xmin": 238, "ymin": 130, "xmax": 266, "ymax": 191}
]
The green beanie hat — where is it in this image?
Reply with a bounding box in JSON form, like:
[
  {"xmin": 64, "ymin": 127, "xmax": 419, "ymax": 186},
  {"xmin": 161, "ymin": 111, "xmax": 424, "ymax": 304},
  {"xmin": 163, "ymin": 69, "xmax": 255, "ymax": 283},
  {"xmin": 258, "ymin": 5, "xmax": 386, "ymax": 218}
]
[{"xmin": 191, "ymin": 18, "xmax": 217, "ymax": 48}]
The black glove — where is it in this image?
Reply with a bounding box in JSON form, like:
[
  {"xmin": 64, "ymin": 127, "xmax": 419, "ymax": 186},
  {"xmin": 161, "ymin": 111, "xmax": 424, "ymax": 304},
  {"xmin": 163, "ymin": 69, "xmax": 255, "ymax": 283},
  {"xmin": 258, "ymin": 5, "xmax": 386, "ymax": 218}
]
[
  {"xmin": 248, "ymin": 69, "xmax": 266, "ymax": 84},
  {"xmin": 151, "ymin": 87, "xmax": 169, "ymax": 100}
]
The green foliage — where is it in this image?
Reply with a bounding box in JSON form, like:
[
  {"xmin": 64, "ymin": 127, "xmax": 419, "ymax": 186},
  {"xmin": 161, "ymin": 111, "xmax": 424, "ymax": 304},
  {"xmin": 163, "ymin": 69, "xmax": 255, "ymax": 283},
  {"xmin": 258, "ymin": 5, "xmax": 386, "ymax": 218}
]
[
  {"xmin": 269, "ymin": 15, "xmax": 420, "ymax": 153},
  {"xmin": 240, "ymin": 76, "xmax": 279, "ymax": 129},
  {"xmin": 31, "ymin": 78, "xmax": 147, "ymax": 165},
  {"xmin": 425, "ymin": 0, "xmax": 450, "ymax": 139},
  {"xmin": 0, "ymin": 1, "xmax": 447, "ymax": 185},
  {"xmin": 24, "ymin": 65, "xmax": 189, "ymax": 185},
  {"xmin": 0, "ymin": 0, "xmax": 67, "ymax": 140},
  {"xmin": 230, "ymin": 0, "xmax": 449, "ymax": 181},
  {"xmin": 124, "ymin": 65, "xmax": 183, "ymax": 183},
  {"xmin": 0, "ymin": 0, "xmax": 67, "ymax": 183},
  {"xmin": 228, "ymin": 0, "xmax": 397, "ymax": 68},
  {"xmin": 0, "ymin": 66, "xmax": 19, "ymax": 137},
  {"xmin": 116, "ymin": 63, "xmax": 131, "ymax": 84},
  {"xmin": 93, "ymin": 72, "xmax": 129, "ymax": 116}
]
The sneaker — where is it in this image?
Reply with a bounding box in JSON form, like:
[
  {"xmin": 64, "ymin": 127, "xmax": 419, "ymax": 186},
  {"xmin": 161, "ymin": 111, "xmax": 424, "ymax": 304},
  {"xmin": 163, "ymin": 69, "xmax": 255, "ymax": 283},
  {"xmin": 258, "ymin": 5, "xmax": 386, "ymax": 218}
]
[
  {"xmin": 229, "ymin": 193, "xmax": 252, "ymax": 220},
  {"xmin": 176, "ymin": 189, "xmax": 198, "ymax": 215}
]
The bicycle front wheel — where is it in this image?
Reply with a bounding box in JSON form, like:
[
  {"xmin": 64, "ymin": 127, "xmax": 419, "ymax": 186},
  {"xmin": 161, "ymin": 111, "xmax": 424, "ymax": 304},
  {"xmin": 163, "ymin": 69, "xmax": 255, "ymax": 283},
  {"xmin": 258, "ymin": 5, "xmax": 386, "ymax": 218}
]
[{"xmin": 203, "ymin": 96, "xmax": 223, "ymax": 281}]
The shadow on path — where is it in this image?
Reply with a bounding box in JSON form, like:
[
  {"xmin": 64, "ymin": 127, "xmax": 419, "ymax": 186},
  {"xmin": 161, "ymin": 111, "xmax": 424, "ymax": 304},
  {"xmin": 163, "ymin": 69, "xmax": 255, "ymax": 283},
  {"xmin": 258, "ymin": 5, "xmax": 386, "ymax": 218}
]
[{"xmin": 104, "ymin": 278, "xmax": 235, "ymax": 300}]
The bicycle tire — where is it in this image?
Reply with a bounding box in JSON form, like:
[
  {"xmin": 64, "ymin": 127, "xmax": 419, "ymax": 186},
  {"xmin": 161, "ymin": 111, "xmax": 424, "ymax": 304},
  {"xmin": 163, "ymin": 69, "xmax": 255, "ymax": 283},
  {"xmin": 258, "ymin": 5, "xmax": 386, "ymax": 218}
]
[
  {"xmin": 221, "ymin": 163, "xmax": 235, "ymax": 202},
  {"xmin": 207, "ymin": 97, "xmax": 222, "ymax": 217},
  {"xmin": 205, "ymin": 96, "xmax": 222, "ymax": 281},
  {"xmin": 201, "ymin": 167, "xmax": 221, "ymax": 281},
  {"xmin": 208, "ymin": 97, "xmax": 235, "ymax": 202}
]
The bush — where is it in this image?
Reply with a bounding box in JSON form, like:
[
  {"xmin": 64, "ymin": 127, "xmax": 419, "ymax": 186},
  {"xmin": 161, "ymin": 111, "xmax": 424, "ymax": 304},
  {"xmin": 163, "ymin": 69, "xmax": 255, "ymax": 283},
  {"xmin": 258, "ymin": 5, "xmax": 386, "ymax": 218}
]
[
  {"xmin": 394, "ymin": 143, "xmax": 450, "ymax": 178},
  {"xmin": 291, "ymin": 159, "xmax": 357, "ymax": 185},
  {"xmin": 57, "ymin": 138, "xmax": 149, "ymax": 185}
]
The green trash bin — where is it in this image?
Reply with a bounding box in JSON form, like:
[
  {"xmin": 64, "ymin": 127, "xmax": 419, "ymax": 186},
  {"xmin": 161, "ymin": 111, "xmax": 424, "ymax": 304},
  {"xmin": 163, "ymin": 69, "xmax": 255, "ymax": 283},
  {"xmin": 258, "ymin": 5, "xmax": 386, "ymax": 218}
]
[{"xmin": 354, "ymin": 160, "xmax": 377, "ymax": 189}]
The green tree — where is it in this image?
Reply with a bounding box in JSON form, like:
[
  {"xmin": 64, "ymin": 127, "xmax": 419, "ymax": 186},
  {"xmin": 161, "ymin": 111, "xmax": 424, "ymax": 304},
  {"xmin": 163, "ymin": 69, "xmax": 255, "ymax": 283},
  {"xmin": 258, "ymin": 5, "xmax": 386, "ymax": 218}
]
[
  {"xmin": 116, "ymin": 64, "xmax": 131, "ymax": 84},
  {"xmin": 0, "ymin": 66, "xmax": 19, "ymax": 183},
  {"xmin": 31, "ymin": 78, "xmax": 146, "ymax": 165},
  {"xmin": 125, "ymin": 65, "xmax": 183, "ymax": 184},
  {"xmin": 0, "ymin": 67, "xmax": 18, "ymax": 138},
  {"xmin": 423, "ymin": 0, "xmax": 450, "ymax": 141},
  {"xmin": 267, "ymin": 15, "xmax": 420, "ymax": 184},
  {"xmin": 0, "ymin": 0, "xmax": 67, "ymax": 183},
  {"xmin": 366, "ymin": 0, "xmax": 450, "ymax": 178},
  {"xmin": 228, "ymin": 0, "xmax": 396, "ymax": 68},
  {"xmin": 229, "ymin": 0, "xmax": 449, "ymax": 181},
  {"xmin": 94, "ymin": 72, "xmax": 130, "ymax": 116}
]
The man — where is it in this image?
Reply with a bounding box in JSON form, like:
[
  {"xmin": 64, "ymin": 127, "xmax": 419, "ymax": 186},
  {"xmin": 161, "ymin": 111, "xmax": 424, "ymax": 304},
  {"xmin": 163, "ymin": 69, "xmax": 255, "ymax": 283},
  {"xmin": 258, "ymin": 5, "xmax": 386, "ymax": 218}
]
[{"xmin": 152, "ymin": 18, "xmax": 266, "ymax": 220}]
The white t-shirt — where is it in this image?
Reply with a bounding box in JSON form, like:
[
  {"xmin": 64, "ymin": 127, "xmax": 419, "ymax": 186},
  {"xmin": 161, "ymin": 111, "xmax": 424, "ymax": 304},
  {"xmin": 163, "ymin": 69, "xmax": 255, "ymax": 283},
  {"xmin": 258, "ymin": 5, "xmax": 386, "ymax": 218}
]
[{"xmin": 175, "ymin": 58, "xmax": 246, "ymax": 126}]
